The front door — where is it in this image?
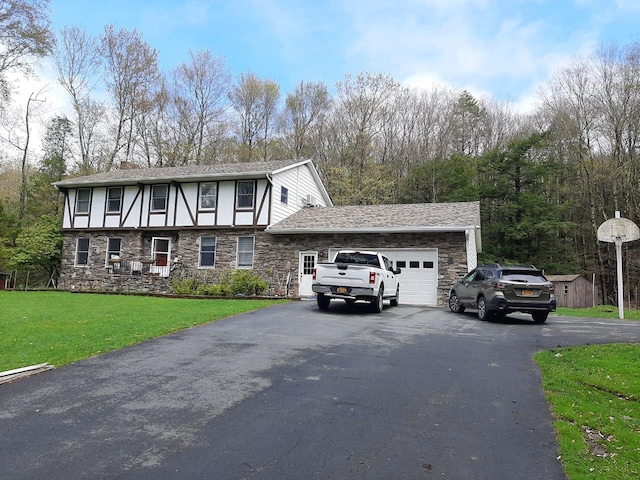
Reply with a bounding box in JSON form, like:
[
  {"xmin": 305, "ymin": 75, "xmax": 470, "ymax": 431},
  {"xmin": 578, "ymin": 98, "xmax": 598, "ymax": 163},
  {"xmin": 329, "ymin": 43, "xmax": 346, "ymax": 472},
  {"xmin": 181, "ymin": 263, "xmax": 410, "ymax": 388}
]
[
  {"xmin": 298, "ymin": 251, "xmax": 318, "ymax": 296},
  {"xmin": 151, "ymin": 237, "xmax": 171, "ymax": 277}
]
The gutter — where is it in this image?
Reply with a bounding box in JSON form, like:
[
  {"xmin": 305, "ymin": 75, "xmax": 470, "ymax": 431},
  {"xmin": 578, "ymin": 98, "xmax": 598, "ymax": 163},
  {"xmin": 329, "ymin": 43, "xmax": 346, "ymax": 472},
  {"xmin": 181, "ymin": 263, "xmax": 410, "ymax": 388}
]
[
  {"xmin": 266, "ymin": 225, "xmax": 481, "ymax": 234},
  {"xmin": 52, "ymin": 172, "xmax": 271, "ymax": 189}
]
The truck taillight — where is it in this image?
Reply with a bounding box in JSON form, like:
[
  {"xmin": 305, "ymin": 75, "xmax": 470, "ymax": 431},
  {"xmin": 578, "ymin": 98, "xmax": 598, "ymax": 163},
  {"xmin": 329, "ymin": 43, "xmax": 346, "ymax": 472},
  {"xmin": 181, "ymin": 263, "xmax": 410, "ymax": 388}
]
[
  {"xmin": 369, "ymin": 271, "xmax": 376, "ymax": 284},
  {"xmin": 313, "ymin": 268, "xmax": 316, "ymax": 281}
]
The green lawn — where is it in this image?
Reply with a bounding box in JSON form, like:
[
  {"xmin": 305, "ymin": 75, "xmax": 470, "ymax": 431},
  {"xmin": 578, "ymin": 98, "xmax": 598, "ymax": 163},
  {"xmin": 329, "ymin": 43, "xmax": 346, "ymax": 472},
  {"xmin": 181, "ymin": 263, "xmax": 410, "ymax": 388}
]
[
  {"xmin": 536, "ymin": 344, "xmax": 640, "ymax": 479},
  {"xmin": 538, "ymin": 305, "xmax": 640, "ymax": 479},
  {"xmin": 0, "ymin": 291, "xmax": 287, "ymax": 371},
  {"xmin": 556, "ymin": 305, "xmax": 640, "ymax": 320}
]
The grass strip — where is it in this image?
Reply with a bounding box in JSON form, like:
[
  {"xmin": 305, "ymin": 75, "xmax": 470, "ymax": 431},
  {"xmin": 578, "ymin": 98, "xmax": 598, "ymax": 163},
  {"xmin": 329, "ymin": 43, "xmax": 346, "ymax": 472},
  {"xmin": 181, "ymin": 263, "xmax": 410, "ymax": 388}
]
[
  {"xmin": 535, "ymin": 344, "xmax": 640, "ymax": 479},
  {"xmin": 0, "ymin": 291, "xmax": 287, "ymax": 371},
  {"xmin": 555, "ymin": 305, "xmax": 640, "ymax": 320}
]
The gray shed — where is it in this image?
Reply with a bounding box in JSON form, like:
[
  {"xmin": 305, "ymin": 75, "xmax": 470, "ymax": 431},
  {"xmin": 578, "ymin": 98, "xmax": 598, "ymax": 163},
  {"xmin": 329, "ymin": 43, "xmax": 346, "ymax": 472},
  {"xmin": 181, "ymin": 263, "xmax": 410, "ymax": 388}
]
[{"xmin": 546, "ymin": 274, "xmax": 595, "ymax": 309}]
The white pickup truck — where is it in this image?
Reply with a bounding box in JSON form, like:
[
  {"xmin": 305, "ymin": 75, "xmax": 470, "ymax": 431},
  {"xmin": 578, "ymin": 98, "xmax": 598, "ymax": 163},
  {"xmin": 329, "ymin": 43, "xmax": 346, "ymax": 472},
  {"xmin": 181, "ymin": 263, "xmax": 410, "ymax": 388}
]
[{"xmin": 312, "ymin": 250, "xmax": 401, "ymax": 312}]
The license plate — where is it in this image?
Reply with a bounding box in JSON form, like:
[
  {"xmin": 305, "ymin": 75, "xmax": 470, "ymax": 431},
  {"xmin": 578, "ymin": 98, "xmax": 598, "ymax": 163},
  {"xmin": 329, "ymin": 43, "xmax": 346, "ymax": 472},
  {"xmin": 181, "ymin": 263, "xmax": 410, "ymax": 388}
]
[
  {"xmin": 521, "ymin": 289, "xmax": 534, "ymax": 296},
  {"xmin": 337, "ymin": 287, "xmax": 348, "ymax": 294}
]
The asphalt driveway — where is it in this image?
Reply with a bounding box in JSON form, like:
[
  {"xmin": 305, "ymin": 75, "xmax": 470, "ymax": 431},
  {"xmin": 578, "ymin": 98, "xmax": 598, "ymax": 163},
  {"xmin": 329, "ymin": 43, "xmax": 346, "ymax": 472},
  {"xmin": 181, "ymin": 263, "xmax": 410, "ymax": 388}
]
[{"xmin": 2, "ymin": 300, "xmax": 640, "ymax": 479}]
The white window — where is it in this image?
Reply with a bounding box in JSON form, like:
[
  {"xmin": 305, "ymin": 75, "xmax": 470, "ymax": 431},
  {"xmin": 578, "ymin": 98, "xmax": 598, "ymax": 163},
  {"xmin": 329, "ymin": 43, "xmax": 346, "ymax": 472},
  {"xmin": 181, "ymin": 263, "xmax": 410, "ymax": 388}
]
[
  {"xmin": 106, "ymin": 237, "xmax": 122, "ymax": 266},
  {"xmin": 237, "ymin": 181, "xmax": 254, "ymax": 209},
  {"xmin": 75, "ymin": 237, "xmax": 90, "ymax": 266},
  {"xmin": 200, "ymin": 183, "xmax": 217, "ymax": 210},
  {"xmin": 151, "ymin": 185, "xmax": 168, "ymax": 212},
  {"xmin": 106, "ymin": 187, "xmax": 122, "ymax": 213},
  {"xmin": 237, "ymin": 236, "xmax": 254, "ymax": 268},
  {"xmin": 280, "ymin": 186, "xmax": 288, "ymax": 205},
  {"xmin": 152, "ymin": 238, "xmax": 170, "ymax": 266},
  {"xmin": 75, "ymin": 189, "xmax": 91, "ymax": 214},
  {"xmin": 199, "ymin": 237, "xmax": 216, "ymax": 268}
]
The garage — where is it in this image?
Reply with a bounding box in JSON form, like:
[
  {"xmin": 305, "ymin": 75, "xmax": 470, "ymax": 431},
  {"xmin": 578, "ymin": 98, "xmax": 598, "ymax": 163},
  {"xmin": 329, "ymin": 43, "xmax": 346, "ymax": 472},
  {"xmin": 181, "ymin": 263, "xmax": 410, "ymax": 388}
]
[
  {"xmin": 328, "ymin": 247, "xmax": 438, "ymax": 306},
  {"xmin": 267, "ymin": 202, "xmax": 481, "ymax": 307}
]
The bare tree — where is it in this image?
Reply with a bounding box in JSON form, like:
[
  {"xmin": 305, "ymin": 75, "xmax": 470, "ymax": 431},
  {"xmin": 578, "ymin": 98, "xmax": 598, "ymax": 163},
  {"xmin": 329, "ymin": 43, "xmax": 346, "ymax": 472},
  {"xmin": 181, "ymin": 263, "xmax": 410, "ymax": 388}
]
[
  {"xmin": 228, "ymin": 71, "xmax": 280, "ymax": 162},
  {"xmin": 320, "ymin": 72, "xmax": 401, "ymax": 178},
  {"xmin": 99, "ymin": 25, "xmax": 160, "ymax": 170},
  {"xmin": 54, "ymin": 25, "xmax": 103, "ymax": 173},
  {"xmin": 170, "ymin": 50, "xmax": 231, "ymax": 165},
  {"xmin": 282, "ymin": 80, "xmax": 330, "ymax": 159},
  {"xmin": 0, "ymin": 87, "xmax": 47, "ymax": 218},
  {"xmin": 0, "ymin": 0, "xmax": 54, "ymax": 102}
]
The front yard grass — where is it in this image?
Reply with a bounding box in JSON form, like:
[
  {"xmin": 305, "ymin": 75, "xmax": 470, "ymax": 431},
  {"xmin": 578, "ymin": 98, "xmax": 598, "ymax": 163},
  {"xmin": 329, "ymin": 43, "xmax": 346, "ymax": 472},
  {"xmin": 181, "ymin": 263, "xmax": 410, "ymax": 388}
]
[
  {"xmin": 556, "ymin": 305, "xmax": 640, "ymax": 320},
  {"xmin": 0, "ymin": 291, "xmax": 287, "ymax": 372},
  {"xmin": 540, "ymin": 306, "xmax": 640, "ymax": 479}
]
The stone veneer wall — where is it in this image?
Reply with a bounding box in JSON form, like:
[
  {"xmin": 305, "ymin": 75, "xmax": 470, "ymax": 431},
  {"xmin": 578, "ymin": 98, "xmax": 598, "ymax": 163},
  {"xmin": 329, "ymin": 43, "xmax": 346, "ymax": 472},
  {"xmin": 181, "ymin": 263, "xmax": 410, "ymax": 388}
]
[
  {"xmin": 59, "ymin": 229, "xmax": 470, "ymax": 305},
  {"xmin": 263, "ymin": 231, "xmax": 469, "ymax": 306}
]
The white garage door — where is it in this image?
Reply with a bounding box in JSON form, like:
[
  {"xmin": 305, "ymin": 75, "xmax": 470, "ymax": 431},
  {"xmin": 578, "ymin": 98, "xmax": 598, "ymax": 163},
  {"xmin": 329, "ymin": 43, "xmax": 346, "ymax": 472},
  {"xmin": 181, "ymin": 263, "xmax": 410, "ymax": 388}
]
[{"xmin": 328, "ymin": 248, "xmax": 438, "ymax": 306}]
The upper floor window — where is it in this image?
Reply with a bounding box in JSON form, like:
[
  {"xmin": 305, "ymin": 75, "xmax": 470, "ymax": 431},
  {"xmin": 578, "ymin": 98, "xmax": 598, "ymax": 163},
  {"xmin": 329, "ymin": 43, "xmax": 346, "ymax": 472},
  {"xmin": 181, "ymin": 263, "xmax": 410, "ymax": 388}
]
[
  {"xmin": 151, "ymin": 185, "xmax": 168, "ymax": 212},
  {"xmin": 200, "ymin": 183, "xmax": 217, "ymax": 210},
  {"xmin": 106, "ymin": 187, "xmax": 122, "ymax": 213},
  {"xmin": 237, "ymin": 181, "xmax": 254, "ymax": 209},
  {"xmin": 75, "ymin": 188, "xmax": 91, "ymax": 214},
  {"xmin": 199, "ymin": 237, "xmax": 216, "ymax": 268},
  {"xmin": 75, "ymin": 237, "xmax": 90, "ymax": 266},
  {"xmin": 280, "ymin": 186, "xmax": 288, "ymax": 205}
]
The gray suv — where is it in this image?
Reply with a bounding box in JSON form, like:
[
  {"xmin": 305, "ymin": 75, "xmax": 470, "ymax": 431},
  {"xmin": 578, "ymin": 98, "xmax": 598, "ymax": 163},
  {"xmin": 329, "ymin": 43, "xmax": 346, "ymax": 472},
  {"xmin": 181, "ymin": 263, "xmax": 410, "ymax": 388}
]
[{"xmin": 448, "ymin": 264, "xmax": 556, "ymax": 323}]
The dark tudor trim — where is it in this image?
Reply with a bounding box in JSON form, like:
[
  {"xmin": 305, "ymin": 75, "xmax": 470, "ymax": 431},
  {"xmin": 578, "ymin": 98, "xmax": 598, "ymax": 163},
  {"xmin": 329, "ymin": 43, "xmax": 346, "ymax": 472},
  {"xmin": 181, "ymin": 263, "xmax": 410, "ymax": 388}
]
[{"xmin": 58, "ymin": 230, "xmax": 469, "ymax": 305}]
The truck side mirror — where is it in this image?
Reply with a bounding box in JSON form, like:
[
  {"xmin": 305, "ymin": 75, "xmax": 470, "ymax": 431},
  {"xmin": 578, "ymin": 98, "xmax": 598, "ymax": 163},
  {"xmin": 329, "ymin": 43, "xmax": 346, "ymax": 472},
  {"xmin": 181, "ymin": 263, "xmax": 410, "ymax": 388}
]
[{"xmin": 394, "ymin": 267, "xmax": 402, "ymax": 275}]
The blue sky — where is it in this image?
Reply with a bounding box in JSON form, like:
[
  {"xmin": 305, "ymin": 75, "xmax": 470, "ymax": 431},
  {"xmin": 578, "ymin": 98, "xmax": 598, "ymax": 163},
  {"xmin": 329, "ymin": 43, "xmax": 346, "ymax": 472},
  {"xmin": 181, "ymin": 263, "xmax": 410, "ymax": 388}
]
[{"xmin": 33, "ymin": 0, "xmax": 640, "ymax": 111}]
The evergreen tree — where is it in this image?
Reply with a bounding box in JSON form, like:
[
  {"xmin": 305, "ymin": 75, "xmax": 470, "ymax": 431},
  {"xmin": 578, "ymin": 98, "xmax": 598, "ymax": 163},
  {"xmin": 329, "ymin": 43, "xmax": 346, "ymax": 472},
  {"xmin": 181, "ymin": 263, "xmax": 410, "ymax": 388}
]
[{"xmin": 477, "ymin": 133, "xmax": 575, "ymax": 270}]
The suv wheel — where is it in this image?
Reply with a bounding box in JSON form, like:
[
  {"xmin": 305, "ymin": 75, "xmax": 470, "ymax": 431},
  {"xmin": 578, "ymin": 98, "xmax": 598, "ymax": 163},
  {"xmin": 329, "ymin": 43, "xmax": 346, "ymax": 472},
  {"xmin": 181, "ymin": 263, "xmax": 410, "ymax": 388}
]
[
  {"xmin": 448, "ymin": 292, "xmax": 465, "ymax": 313},
  {"xmin": 477, "ymin": 296, "xmax": 491, "ymax": 321}
]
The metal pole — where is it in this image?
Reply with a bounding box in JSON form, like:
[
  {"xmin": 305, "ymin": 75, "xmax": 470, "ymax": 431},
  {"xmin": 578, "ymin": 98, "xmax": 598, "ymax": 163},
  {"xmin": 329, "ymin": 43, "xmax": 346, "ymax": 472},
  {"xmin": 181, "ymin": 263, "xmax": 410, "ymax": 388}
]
[{"xmin": 616, "ymin": 238, "xmax": 624, "ymax": 320}]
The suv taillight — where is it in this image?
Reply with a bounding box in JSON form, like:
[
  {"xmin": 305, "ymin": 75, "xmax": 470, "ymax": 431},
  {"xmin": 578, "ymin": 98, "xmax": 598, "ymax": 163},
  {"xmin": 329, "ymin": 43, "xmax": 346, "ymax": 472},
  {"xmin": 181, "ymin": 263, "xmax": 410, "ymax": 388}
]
[{"xmin": 493, "ymin": 280, "xmax": 507, "ymax": 290}]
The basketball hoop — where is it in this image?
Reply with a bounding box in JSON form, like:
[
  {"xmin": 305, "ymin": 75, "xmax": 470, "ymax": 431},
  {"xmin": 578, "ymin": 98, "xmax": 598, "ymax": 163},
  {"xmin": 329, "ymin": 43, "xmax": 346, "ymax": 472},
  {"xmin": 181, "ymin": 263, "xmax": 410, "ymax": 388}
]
[{"xmin": 597, "ymin": 212, "xmax": 640, "ymax": 319}]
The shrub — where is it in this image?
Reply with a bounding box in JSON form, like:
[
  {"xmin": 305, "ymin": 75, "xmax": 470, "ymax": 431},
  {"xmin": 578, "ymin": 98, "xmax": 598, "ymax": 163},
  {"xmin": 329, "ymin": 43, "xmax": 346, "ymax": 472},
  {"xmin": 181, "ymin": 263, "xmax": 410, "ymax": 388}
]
[
  {"xmin": 227, "ymin": 269, "xmax": 270, "ymax": 296},
  {"xmin": 171, "ymin": 277, "xmax": 202, "ymax": 295},
  {"xmin": 172, "ymin": 270, "xmax": 269, "ymax": 297},
  {"xmin": 196, "ymin": 283, "xmax": 229, "ymax": 296}
]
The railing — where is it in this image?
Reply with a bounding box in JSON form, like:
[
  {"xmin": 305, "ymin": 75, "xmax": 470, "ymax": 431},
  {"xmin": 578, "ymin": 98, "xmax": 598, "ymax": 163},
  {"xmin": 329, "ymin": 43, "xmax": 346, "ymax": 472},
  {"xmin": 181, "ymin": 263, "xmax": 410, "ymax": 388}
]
[{"xmin": 107, "ymin": 258, "xmax": 168, "ymax": 277}]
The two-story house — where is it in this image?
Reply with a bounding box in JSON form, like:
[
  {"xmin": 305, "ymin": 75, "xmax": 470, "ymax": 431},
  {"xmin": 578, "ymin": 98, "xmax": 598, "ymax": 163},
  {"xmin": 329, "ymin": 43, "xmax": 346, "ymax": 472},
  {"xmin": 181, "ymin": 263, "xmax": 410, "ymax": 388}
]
[{"xmin": 53, "ymin": 159, "xmax": 482, "ymax": 306}]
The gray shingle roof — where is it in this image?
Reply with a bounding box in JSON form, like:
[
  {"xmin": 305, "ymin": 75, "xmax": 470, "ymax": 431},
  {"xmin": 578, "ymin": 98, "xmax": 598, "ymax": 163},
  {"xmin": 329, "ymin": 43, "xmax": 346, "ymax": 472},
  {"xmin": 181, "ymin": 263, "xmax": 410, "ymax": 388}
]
[
  {"xmin": 53, "ymin": 159, "xmax": 306, "ymax": 187},
  {"xmin": 267, "ymin": 201, "xmax": 481, "ymax": 233},
  {"xmin": 546, "ymin": 274, "xmax": 583, "ymax": 282}
]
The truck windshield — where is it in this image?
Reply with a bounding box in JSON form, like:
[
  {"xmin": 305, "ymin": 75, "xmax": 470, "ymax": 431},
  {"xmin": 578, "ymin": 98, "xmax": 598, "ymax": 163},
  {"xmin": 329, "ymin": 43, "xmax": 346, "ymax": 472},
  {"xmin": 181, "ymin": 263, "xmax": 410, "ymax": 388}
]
[{"xmin": 334, "ymin": 252, "xmax": 380, "ymax": 267}]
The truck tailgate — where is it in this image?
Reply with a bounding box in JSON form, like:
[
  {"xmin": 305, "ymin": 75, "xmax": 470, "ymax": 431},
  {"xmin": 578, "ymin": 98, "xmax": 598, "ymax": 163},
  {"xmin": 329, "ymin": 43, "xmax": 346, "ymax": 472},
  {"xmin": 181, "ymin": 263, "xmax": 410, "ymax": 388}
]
[{"xmin": 315, "ymin": 264, "xmax": 372, "ymax": 286}]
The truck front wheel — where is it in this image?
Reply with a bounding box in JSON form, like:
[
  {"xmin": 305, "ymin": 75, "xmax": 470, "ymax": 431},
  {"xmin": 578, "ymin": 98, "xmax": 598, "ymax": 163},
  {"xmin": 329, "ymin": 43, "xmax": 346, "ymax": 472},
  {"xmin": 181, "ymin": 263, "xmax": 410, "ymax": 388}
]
[
  {"xmin": 317, "ymin": 293, "xmax": 330, "ymax": 310},
  {"xmin": 371, "ymin": 286, "xmax": 384, "ymax": 313}
]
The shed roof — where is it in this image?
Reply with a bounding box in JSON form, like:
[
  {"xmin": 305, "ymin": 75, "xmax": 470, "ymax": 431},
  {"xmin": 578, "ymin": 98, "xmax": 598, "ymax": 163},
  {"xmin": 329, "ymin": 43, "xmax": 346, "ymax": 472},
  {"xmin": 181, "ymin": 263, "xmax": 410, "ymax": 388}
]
[
  {"xmin": 267, "ymin": 201, "xmax": 481, "ymax": 234},
  {"xmin": 546, "ymin": 274, "xmax": 585, "ymax": 282},
  {"xmin": 52, "ymin": 159, "xmax": 310, "ymax": 188}
]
